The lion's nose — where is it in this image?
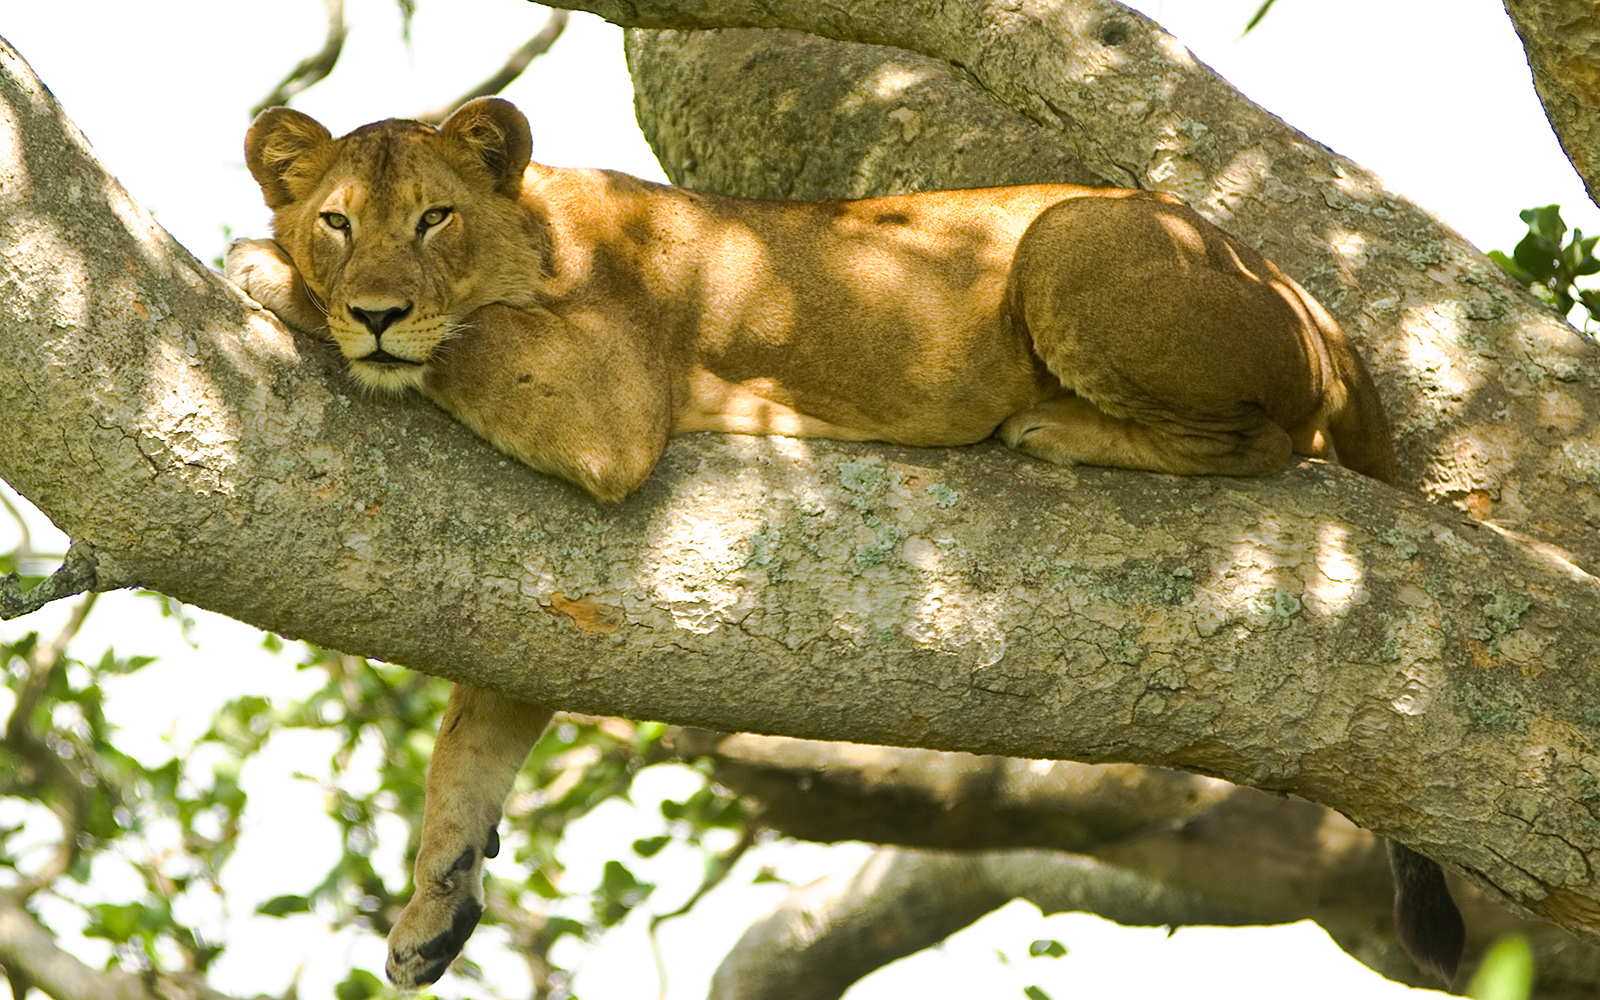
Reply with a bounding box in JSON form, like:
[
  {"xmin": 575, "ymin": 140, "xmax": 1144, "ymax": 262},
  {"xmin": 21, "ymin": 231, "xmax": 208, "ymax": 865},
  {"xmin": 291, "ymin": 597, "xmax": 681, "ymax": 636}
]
[{"xmin": 349, "ymin": 303, "xmax": 413, "ymax": 335}]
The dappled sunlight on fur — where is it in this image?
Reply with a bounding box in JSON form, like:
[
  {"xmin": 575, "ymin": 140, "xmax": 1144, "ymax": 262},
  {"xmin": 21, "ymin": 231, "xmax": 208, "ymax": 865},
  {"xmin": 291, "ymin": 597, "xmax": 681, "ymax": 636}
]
[{"xmin": 223, "ymin": 95, "xmax": 1424, "ymax": 987}]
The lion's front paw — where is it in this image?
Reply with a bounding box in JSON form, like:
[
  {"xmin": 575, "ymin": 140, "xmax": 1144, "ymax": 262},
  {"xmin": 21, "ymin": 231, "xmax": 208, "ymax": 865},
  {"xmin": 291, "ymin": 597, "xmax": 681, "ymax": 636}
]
[
  {"xmin": 223, "ymin": 238, "xmax": 328, "ymax": 333},
  {"xmin": 222, "ymin": 238, "xmax": 285, "ymax": 299},
  {"xmin": 386, "ymin": 831, "xmax": 499, "ymax": 989}
]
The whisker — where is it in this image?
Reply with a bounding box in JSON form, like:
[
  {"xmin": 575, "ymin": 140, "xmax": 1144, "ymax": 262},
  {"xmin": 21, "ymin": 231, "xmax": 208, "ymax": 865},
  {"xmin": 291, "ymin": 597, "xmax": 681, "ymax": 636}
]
[{"xmin": 297, "ymin": 274, "xmax": 329, "ymax": 317}]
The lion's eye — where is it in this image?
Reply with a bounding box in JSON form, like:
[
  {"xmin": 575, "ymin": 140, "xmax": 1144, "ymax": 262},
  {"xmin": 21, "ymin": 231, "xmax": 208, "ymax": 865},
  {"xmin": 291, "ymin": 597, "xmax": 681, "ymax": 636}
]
[
  {"xmin": 321, "ymin": 212, "xmax": 350, "ymax": 232},
  {"xmin": 418, "ymin": 207, "xmax": 453, "ymax": 233}
]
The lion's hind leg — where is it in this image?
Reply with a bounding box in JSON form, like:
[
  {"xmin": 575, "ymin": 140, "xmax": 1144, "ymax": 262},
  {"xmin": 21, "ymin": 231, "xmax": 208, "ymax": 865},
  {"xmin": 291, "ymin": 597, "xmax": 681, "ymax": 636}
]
[
  {"xmin": 387, "ymin": 684, "xmax": 553, "ymax": 989},
  {"xmin": 998, "ymin": 393, "xmax": 1295, "ymax": 477}
]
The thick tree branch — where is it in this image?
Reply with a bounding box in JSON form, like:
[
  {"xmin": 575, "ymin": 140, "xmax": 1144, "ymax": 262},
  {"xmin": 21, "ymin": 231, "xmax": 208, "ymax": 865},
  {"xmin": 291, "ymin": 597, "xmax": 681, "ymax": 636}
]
[
  {"xmin": 672, "ymin": 730, "xmax": 1235, "ymax": 849},
  {"xmin": 1502, "ymin": 0, "xmax": 1600, "ymax": 210},
  {"xmin": 2, "ymin": 11, "xmax": 1600, "ymax": 960},
  {"xmin": 710, "ymin": 847, "xmax": 1260, "ymax": 1000},
  {"xmin": 626, "ymin": 27, "xmax": 1106, "ymax": 198},
  {"xmin": 685, "ymin": 734, "xmax": 1600, "ymax": 991},
  {"xmin": 558, "ymin": 2, "xmax": 1600, "ymax": 573}
]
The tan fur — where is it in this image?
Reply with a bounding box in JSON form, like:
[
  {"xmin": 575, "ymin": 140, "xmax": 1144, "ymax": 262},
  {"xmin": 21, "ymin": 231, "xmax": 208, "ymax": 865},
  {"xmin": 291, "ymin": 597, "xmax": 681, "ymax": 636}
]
[{"xmin": 227, "ymin": 98, "xmax": 1399, "ymax": 988}]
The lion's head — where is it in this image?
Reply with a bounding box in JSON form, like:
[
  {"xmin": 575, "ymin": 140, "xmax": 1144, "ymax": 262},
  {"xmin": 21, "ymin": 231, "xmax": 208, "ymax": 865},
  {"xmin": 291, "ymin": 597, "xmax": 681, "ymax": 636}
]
[{"xmin": 243, "ymin": 98, "xmax": 545, "ymax": 391}]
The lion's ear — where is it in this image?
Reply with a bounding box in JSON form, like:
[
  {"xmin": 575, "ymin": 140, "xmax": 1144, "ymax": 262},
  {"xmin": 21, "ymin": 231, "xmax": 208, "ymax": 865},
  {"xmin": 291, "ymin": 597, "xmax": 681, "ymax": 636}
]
[
  {"xmin": 245, "ymin": 107, "xmax": 335, "ymax": 210},
  {"xmin": 440, "ymin": 98, "xmax": 533, "ymax": 198}
]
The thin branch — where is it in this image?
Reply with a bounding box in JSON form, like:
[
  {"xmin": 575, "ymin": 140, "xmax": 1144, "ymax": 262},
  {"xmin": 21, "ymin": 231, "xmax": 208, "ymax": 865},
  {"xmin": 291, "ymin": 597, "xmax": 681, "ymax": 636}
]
[
  {"xmin": 647, "ymin": 828, "xmax": 755, "ymax": 1000},
  {"xmin": 1, "ymin": 542, "xmax": 101, "ymax": 621},
  {"xmin": 250, "ymin": 0, "xmax": 347, "ymax": 117},
  {"xmin": 415, "ymin": 9, "xmax": 569, "ymax": 125},
  {"xmin": 0, "ymin": 491, "xmax": 33, "ymax": 565},
  {"xmin": 4, "ymin": 593, "xmax": 97, "ymax": 902}
]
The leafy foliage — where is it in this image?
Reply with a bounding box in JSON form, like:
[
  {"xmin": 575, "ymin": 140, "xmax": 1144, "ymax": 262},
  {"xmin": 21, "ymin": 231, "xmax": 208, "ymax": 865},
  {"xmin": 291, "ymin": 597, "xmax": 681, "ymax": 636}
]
[
  {"xmin": 0, "ymin": 517, "xmax": 753, "ymax": 997},
  {"xmin": 1489, "ymin": 205, "xmax": 1600, "ymax": 329}
]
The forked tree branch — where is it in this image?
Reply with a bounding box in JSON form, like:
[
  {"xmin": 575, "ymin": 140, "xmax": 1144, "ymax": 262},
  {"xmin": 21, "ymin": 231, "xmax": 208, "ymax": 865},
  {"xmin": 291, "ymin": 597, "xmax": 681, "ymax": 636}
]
[
  {"xmin": 2, "ymin": 6, "xmax": 1599, "ymax": 973},
  {"xmin": 682, "ymin": 733, "xmax": 1600, "ymax": 989}
]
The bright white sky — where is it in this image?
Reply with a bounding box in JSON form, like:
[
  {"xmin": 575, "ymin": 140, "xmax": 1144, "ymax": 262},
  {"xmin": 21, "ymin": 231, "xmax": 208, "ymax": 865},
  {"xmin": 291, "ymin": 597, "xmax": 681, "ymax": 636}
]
[{"xmin": 1, "ymin": 1, "xmax": 1591, "ymax": 998}]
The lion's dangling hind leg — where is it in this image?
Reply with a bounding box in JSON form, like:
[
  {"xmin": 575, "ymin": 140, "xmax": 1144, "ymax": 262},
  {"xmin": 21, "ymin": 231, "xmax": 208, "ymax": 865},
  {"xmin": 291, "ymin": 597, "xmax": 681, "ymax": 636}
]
[{"xmin": 1003, "ymin": 193, "xmax": 1461, "ymax": 982}]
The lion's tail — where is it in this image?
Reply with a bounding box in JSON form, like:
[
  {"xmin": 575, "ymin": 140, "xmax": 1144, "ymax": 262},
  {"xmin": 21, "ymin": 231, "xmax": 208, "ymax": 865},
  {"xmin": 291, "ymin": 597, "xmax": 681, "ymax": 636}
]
[
  {"xmin": 1305, "ymin": 298, "xmax": 1400, "ymax": 487},
  {"xmin": 1325, "ymin": 360, "xmax": 1399, "ymax": 486}
]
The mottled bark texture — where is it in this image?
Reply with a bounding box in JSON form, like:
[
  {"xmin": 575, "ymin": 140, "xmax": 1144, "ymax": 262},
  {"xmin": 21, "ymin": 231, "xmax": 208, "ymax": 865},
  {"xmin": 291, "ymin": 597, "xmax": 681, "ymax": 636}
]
[
  {"xmin": 602, "ymin": 4, "xmax": 1600, "ymax": 569},
  {"xmin": 612, "ymin": 16, "xmax": 1600, "ymax": 989},
  {"xmin": 1503, "ymin": 0, "xmax": 1600, "ymax": 210},
  {"xmin": 3, "ymin": 0, "xmax": 1600, "ymax": 983}
]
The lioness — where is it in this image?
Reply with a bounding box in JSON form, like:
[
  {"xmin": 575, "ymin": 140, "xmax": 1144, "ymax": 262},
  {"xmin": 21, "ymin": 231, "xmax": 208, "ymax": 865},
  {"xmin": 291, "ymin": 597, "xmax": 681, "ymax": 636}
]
[{"xmin": 227, "ymin": 98, "xmax": 1460, "ymax": 988}]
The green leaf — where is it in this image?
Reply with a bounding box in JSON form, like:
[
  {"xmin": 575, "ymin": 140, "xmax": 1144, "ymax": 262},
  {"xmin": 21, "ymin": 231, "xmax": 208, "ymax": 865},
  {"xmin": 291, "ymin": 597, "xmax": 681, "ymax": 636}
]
[
  {"xmin": 594, "ymin": 860, "xmax": 654, "ymax": 927},
  {"xmin": 526, "ymin": 867, "xmax": 561, "ymax": 899},
  {"xmin": 1513, "ymin": 232, "xmax": 1561, "ymax": 283},
  {"xmin": 1028, "ymin": 938, "xmax": 1069, "ymax": 958},
  {"xmin": 257, "ymin": 894, "xmax": 313, "ymax": 917},
  {"xmin": 1525, "ymin": 204, "xmax": 1567, "ymax": 244},
  {"xmin": 1487, "ymin": 249, "xmax": 1533, "ymax": 286},
  {"xmin": 394, "ymin": 0, "xmax": 418, "ymax": 45},
  {"xmin": 1242, "ymin": 0, "xmax": 1278, "ymax": 34},
  {"xmin": 1023, "ymin": 986, "xmax": 1055, "ymax": 1000},
  {"xmin": 544, "ymin": 915, "xmax": 587, "ymax": 942},
  {"xmin": 1568, "ymin": 230, "xmax": 1600, "ymax": 277},
  {"xmin": 84, "ymin": 901, "xmax": 145, "ymax": 944},
  {"xmin": 1581, "ymin": 288, "xmax": 1600, "ymax": 317},
  {"xmin": 633, "ymin": 834, "xmax": 671, "ymax": 858},
  {"xmin": 334, "ymin": 968, "xmax": 386, "ymax": 1000},
  {"xmin": 93, "ymin": 648, "xmax": 156, "ymax": 676},
  {"xmin": 1466, "ymin": 933, "xmax": 1536, "ymax": 1000}
]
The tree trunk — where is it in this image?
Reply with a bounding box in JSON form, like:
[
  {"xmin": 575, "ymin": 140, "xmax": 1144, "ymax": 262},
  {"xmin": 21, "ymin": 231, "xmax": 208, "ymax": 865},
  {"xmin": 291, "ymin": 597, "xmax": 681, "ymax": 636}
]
[{"xmin": 2, "ymin": 0, "xmax": 1600, "ymax": 966}]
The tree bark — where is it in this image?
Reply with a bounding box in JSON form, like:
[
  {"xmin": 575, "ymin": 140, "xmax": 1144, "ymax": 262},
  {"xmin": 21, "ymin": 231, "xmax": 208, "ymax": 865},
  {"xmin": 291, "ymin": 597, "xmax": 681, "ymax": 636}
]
[
  {"xmin": 582, "ymin": 1, "xmax": 1600, "ymax": 570},
  {"xmin": 708, "ymin": 846, "xmax": 1262, "ymax": 1000},
  {"xmin": 682, "ymin": 733, "xmax": 1600, "ymax": 992},
  {"xmin": 3, "ymin": 3, "xmax": 1600, "ymax": 970},
  {"xmin": 1502, "ymin": 0, "xmax": 1600, "ymax": 211},
  {"xmin": 617, "ymin": 20, "xmax": 1600, "ymax": 985}
]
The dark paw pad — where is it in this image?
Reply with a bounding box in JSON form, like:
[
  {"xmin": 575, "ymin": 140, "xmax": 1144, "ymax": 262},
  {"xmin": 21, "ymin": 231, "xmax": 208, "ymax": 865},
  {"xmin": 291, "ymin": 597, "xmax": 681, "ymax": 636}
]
[{"xmin": 388, "ymin": 898, "xmax": 484, "ymax": 987}]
